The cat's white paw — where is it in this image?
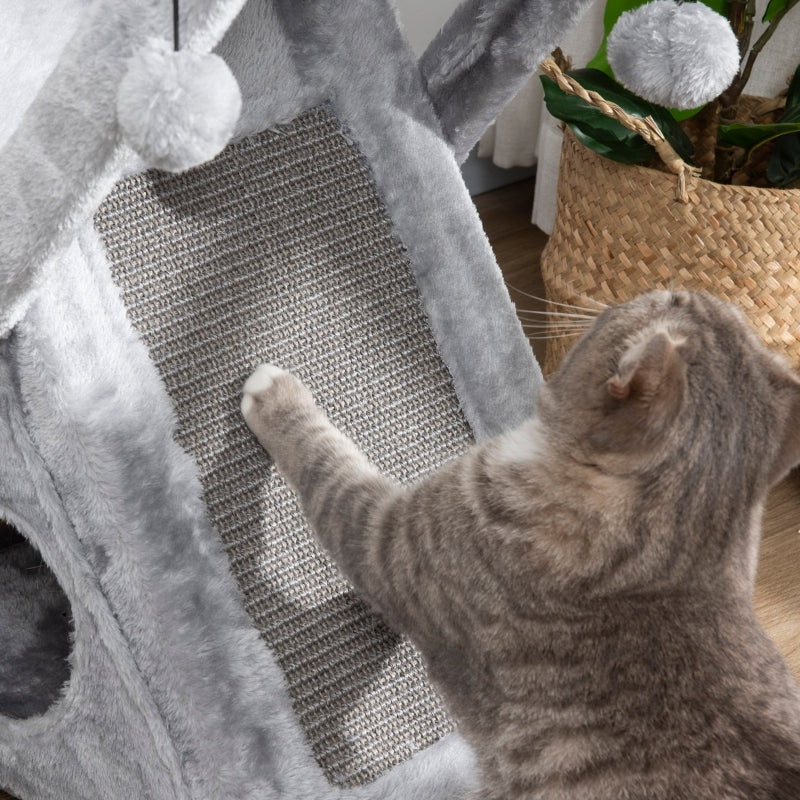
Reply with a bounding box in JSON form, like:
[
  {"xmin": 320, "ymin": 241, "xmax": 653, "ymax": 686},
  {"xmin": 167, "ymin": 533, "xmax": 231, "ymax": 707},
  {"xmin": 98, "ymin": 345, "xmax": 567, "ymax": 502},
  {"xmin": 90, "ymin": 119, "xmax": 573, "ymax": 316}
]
[{"xmin": 241, "ymin": 363, "xmax": 288, "ymax": 420}]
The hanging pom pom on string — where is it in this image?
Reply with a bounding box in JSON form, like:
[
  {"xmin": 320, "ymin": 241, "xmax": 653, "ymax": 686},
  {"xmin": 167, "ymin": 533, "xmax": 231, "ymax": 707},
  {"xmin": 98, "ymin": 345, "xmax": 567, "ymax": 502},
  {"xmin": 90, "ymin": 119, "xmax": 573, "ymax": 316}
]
[
  {"xmin": 607, "ymin": 0, "xmax": 740, "ymax": 111},
  {"xmin": 117, "ymin": 0, "xmax": 241, "ymax": 172}
]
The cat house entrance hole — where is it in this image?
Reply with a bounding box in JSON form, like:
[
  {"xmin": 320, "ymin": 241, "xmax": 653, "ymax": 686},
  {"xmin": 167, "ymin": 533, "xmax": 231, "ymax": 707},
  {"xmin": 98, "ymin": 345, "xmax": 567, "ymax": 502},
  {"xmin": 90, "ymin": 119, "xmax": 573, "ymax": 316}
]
[{"xmin": 0, "ymin": 517, "xmax": 73, "ymax": 719}]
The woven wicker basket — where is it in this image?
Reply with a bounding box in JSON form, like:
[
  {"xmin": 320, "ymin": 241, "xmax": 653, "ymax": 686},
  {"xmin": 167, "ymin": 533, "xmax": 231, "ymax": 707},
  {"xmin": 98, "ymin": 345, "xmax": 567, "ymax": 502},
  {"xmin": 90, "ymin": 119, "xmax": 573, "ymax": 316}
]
[{"xmin": 541, "ymin": 128, "xmax": 800, "ymax": 376}]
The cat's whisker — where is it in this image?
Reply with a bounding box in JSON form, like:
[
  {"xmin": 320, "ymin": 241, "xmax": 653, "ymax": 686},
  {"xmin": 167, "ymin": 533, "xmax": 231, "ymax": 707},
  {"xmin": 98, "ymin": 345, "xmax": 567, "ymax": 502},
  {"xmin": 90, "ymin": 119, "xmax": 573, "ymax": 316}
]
[
  {"xmin": 520, "ymin": 320, "xmax": 590, "ymax": 328},
  {"xmin": 516, "ymin": 309, "xmax": 597, "ymax": 321},
  {"xmin": 519, "ymin": 321, "xmax": 590, "ymax": 332},
  {"xmin": 523, "ymin": 329, "xmax": 587, "ymax": 340},
  {"xmin": 506, "ymin": 283, "xmax": 607, "ymax": 314},
  {"xmin": 525, "ymin": 334, "xmax": 584, "ymax": 341},
  {"xmin": 518, "ymin": 315, "xmax": 593, "ymax": 326}
]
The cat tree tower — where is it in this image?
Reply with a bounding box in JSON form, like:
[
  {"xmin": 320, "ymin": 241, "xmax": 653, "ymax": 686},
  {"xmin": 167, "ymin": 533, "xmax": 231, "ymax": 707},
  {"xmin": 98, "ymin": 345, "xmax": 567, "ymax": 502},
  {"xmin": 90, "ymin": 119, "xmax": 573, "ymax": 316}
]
[{"xmin": 0, "ymin": 1, "xmax": 591, "ymax": 798}]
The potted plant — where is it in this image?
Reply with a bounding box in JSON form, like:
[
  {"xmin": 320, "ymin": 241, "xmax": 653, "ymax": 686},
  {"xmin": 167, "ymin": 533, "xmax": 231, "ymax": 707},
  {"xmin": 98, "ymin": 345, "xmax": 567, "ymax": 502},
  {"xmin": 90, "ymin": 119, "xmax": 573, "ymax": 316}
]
[{"xmin": 537, "ymin": 0, "xmax": 800, "ymax": 374}]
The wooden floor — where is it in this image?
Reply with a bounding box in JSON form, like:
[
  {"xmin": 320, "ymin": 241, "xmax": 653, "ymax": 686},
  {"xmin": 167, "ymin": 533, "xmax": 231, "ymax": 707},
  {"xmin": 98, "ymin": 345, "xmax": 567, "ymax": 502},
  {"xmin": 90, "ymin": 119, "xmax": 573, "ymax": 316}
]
[
  {"xmin": 474, "ymin": 178, "xmax": 800, "ymax": 681},
  {"xmin": 2, "ymin": 180, "xmax": 798, "ymax": 800}
]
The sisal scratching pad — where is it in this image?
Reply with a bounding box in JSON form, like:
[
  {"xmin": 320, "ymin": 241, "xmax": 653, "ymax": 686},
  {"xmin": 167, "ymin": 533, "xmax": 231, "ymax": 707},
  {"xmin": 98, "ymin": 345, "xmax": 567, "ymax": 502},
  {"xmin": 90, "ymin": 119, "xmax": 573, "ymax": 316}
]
[{"xmin": 95, "ymin": 106, "xmax": 473, "ymax": 786}]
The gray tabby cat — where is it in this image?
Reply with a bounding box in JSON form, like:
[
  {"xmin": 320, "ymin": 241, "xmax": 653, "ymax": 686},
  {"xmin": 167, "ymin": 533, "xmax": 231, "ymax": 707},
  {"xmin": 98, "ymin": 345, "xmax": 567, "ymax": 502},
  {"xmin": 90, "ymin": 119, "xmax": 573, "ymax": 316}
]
[{"xmin": 241, "ymin": 290, "xmax": 800, "ymax": 799}]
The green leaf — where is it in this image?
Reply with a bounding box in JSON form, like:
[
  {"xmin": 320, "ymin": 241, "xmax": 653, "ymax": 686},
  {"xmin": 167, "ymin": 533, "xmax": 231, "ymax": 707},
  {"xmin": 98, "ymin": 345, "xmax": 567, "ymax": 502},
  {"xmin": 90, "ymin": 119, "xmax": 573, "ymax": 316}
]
[
  {"xmin": 718, "ymin": 120, "xmax": 800, "ymax": 150},
  {"xmin": 766, "ymin": 135, "xmax": 800, "ymax": 186},
  {"xmin": 541, "ymin": 78, "xmax": 652, "ymax": 163},
  {"xmin": 540, "ymin": 69, "xmax": 695, "ymax": 166},
  {"xmin": 787, "ymin": 63, "xmax": 800, "ymax": 109},
  {"xmin": 763, "ymin": 0, "xmax": 789, "ymax": 22},
  {"xmin": 702, "ymin": 0, "xmax": 728, "ymax": 14},
  {"xmin": 767, "ymin": 64, "xmax": 800, "ymax": 186},
  {"xmin": 720, "ymin": 66, "xmax": 800, "ymax": 161},
  {"xmin": 585, "ymin": 39, "xmax": 612, "ymax": 78},
  {"xmin": 568, "ymin": 122, "xmax": 656, "ymax": 163}
]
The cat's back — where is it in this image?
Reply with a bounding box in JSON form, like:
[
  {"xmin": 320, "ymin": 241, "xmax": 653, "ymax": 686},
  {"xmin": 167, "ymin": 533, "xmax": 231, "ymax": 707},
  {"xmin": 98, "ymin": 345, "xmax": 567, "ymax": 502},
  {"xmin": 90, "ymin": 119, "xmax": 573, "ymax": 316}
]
[
  {"xmin": 474, "ymin": 591, "xmax": 800, "ymax": 800},
  {"xmin": 420, "ymin": 290, "xmax": 800, "ymax": 798}
]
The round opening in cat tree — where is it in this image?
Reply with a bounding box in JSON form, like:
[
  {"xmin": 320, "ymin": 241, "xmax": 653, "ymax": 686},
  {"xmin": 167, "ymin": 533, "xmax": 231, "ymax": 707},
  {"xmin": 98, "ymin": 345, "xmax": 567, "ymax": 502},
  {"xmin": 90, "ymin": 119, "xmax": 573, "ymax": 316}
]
[{"xmin": 0, "ymin": 517, "xmax": 73, "ymax": 720}]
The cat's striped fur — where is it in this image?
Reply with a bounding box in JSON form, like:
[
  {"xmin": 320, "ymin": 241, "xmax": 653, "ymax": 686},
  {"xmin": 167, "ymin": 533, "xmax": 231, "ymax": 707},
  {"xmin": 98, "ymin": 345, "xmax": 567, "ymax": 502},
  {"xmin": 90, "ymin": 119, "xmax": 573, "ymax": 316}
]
[{"xmin": 242, "ymin": 290, "xmax": 800, "ymax": 799}]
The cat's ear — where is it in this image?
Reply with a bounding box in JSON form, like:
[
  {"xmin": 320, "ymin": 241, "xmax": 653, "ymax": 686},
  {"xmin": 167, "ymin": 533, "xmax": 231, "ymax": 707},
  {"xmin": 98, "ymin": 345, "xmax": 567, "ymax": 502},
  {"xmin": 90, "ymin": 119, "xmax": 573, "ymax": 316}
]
[{"xmin": 605, "ymin": 329, "xmax": 687, "ymax": 432}]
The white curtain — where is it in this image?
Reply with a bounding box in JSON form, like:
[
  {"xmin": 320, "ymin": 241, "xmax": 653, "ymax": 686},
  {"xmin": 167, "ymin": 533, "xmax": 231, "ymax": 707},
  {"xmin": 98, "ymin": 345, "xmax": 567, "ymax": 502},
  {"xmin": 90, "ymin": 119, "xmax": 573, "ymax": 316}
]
[
  {"xmin": 477, "ymin": 78, "xmax": 544, "ymax": 169},
  {"xmin": 477, "ymin": 0, "xmax": 800, "ymax": 234}
]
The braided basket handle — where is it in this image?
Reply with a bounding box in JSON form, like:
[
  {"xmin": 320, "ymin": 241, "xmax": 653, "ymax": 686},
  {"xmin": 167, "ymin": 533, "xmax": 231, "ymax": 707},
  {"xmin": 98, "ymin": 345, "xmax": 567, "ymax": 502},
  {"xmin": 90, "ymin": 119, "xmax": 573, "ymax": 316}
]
[{"xmin": 540, "ymin": 58, "xmax": 701, "ymax": 204}]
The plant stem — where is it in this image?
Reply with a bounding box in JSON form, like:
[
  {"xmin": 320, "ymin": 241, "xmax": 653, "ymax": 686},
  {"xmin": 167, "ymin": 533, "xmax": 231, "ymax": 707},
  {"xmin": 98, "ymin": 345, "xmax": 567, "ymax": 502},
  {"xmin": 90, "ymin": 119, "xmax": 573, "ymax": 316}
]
[
  {"xmin": 700, "ymin": 1, "xmax": 753, "ymax": 180},
  {"xmin": 721, "ymin": 0, "xmax": 800, "ymax": 111},
  {"xmin": 726, "ymin": 0, "xmax": 756, "ymax": 61},
  {"xmin": 712, "ymin": 0, "xmax": 799, "ymax": 180}
]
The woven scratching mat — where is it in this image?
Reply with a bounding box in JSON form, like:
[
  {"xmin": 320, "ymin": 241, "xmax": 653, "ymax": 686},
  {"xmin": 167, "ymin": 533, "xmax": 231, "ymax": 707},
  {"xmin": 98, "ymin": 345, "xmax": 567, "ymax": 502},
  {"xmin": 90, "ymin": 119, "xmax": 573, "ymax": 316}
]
[
  {"xmin": 542, "ymin": 129, "xmax": 800, "ymax": 375},
  {"xmin": 94, "ymin": 106, "xmax": 473, "ymax": 786}
]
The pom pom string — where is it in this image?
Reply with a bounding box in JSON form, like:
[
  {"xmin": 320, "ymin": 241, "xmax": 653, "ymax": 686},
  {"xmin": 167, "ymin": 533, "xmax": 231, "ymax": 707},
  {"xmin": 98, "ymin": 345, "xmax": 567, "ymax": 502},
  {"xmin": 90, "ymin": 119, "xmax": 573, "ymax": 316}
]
[{"xmin": 173, "ymin": 0, "xmax": 180, "ymax": 52}]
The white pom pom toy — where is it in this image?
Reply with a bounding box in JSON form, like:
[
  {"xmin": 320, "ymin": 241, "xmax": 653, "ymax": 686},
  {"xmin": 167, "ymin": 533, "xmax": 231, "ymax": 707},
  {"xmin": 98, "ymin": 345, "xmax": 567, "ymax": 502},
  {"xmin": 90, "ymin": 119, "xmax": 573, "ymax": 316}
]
[
  {"xmin": 117, "ymin": 38, "xmax": 242, "ymax": 173},
  {"xmin": 607, "ymin": 0, "xmax": 740, "ymax": 110}
]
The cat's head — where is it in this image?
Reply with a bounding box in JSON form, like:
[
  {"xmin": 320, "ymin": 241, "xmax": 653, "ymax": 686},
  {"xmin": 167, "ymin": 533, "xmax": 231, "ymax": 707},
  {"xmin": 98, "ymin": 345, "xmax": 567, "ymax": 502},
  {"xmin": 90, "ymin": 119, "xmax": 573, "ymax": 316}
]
[{"xmin": 539, "ymin": 290, "xmax": 800, "ymax": 491}]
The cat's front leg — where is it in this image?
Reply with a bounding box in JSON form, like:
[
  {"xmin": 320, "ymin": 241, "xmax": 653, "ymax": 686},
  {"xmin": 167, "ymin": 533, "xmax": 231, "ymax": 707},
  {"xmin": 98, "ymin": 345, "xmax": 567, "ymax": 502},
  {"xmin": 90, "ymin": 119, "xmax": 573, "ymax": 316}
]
[
  {"xmin": 241, "ymin": 363, "xmax": 320, "ymax": 467},
  {"xmin": 242, "ymin": 365, "xmax": 490, "ymax": 653},
  {"xmin": 241, "ymin": 364, "xmax": 382, "ymax": 502},
  {"xmin": 241, "ymin": 364, "xmax": 401, "ymax": 613}
]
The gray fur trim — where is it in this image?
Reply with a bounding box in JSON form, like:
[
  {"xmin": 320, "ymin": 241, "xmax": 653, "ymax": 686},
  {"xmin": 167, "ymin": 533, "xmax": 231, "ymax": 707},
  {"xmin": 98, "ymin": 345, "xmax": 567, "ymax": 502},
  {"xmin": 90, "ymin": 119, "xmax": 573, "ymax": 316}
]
[
  {"xmin": 0, "ymin": 333, "xmax": 191, "ymax": 800},
  {"xmin": 6, "ymin": 226, "xmax": 478, "ymax": 800},
  {"xmin": 420, "ymin": 0, "xmax": 595, "ymax": 163},
  {"xmin": 0, "ymin": 0, "xmax": 248, "ymax": 336},
  {"xmin": 219, "ymin": 0, "xmax": 541, "ymax": 438},
  {"xmin": 0, "ymin": 0, "xmax": 586, "ymax": 795}
]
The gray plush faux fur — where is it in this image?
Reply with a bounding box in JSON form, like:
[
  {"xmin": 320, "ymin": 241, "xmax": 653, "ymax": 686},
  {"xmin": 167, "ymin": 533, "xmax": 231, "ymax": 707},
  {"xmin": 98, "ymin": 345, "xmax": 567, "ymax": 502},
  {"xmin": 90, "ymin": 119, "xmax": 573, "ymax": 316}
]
[
  {"xmin": 0, "ymin": 330, "xmax": 191, "ymax": 800},
  {"xmin": 218, "ymin": 0, "xmax": 557, "ymax": 439},
  {"xmin": 420, "ymin": 0, "xmax": 594, "ymax": 163},
  {"xmin": 5, "ymin": 227, "xmax": 477, "ymax": 800},
  {"xmin": 0, "ymin": 0, "xmax": 249, "ymax": 337},
  {"xmin": 0, "ymin": 0, "xmax": 593, "ymax": 797}
]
